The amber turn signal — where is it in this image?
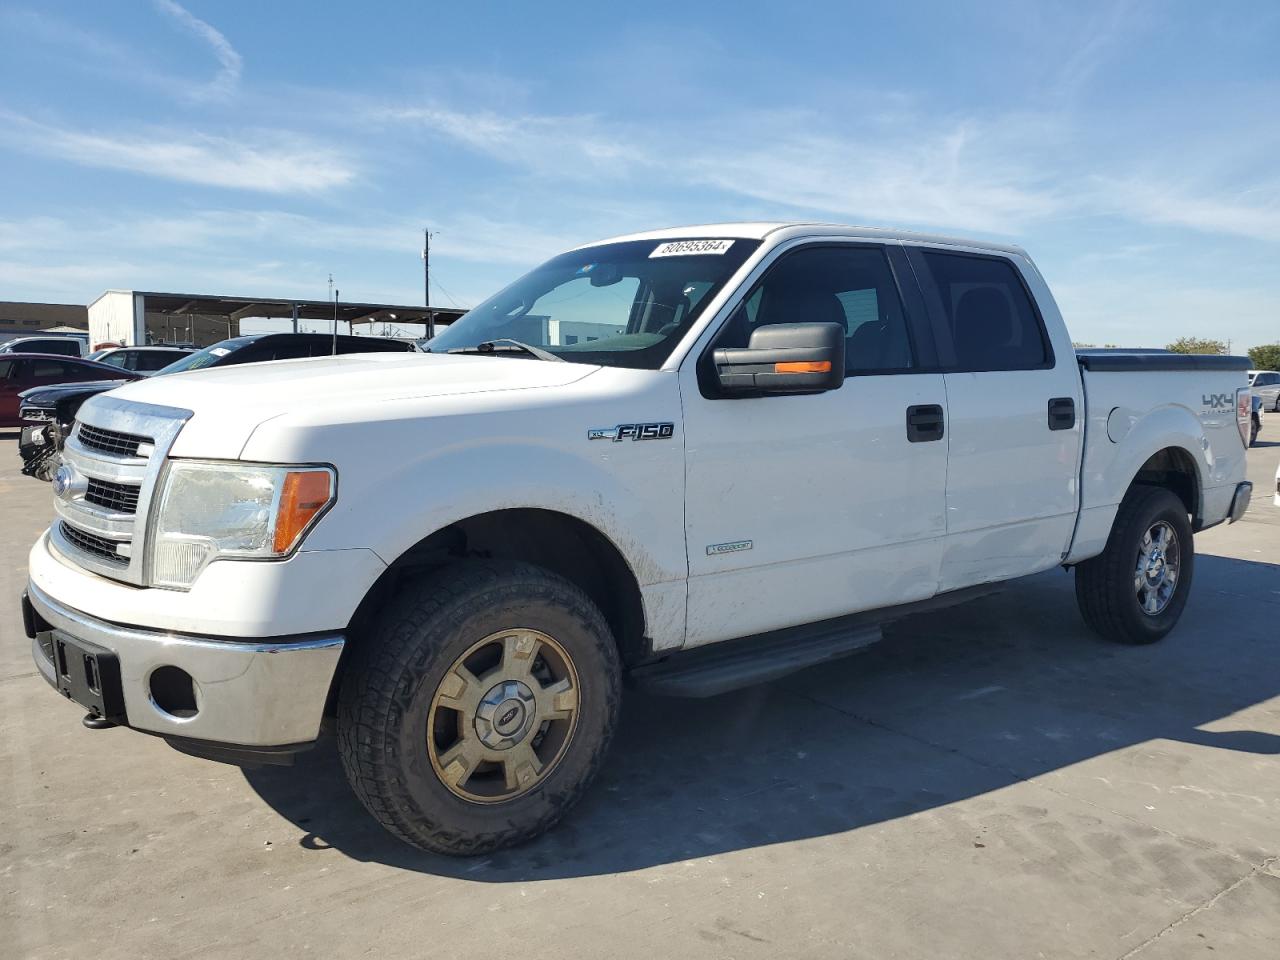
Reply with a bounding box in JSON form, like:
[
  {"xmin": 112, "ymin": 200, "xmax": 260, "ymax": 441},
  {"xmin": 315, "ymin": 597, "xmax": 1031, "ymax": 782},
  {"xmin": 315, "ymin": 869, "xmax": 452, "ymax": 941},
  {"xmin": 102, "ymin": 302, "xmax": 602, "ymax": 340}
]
[
  {"xmin": 273, "ymin": 470, "xmax": 333, "ymax": 553},
  {"xmin": 774, "ymin": 360, "xmax": 832, "ymax": 374}
]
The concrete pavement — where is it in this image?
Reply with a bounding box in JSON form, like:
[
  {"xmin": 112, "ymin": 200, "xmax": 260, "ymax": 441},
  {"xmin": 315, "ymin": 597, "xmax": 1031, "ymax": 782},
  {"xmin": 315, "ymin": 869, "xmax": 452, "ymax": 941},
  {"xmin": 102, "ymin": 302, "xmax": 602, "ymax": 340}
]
[{"xmin": 2, "ymin": 425, "xmax": 1277, "ymax": 959}]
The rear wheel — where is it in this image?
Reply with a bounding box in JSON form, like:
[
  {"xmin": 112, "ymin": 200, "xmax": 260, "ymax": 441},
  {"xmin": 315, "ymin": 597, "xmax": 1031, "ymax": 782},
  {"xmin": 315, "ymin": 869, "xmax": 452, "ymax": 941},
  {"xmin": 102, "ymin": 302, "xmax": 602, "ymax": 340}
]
[
  {"xmin": 1074, "ymin": 486, "xmax": 1194, "ymax": 645},
  {"xmin": 337, "ymin": 561, "xmax": 621, "ymax": 855},
  {"xmin": 1251, "ymin": 415, "xmax": 1260, "ymax": 446}
]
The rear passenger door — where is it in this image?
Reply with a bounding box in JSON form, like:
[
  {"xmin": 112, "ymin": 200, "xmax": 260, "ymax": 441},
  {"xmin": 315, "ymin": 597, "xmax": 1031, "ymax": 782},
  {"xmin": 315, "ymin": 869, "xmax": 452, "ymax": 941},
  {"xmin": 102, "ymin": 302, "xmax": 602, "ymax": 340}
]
[
  {"xmin": 907, "ymin": 246, "xmax": 1083, "ymax": 590},
  {"xmin": 0, "ymin": 359, "xmax": 20, "ymax": 424}
]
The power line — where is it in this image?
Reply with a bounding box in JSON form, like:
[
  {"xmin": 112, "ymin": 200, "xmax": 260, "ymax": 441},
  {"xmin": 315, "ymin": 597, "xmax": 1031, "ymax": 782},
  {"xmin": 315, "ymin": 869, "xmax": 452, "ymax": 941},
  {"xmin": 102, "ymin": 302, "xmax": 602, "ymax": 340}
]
[{"xmin": 430, "ymin": 276, "xmax": 464, "ymax": 309}]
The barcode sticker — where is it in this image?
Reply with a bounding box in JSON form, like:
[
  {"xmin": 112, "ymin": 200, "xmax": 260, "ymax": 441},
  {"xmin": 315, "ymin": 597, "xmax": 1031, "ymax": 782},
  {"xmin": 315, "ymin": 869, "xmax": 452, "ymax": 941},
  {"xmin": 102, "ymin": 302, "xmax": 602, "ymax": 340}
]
[{"xmin": 649, "ymin": 239, "xmax": 735, "ymax": 258}]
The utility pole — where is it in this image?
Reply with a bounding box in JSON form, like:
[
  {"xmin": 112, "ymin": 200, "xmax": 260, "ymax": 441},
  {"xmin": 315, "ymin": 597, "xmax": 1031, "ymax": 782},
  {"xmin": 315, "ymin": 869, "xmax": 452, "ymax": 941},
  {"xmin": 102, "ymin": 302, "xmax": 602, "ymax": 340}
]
[
  {"xmin": 423, "ymin": 229, "xmax": 438, "ymax": 340},
  {"xmin": 332, "ymin": 284, "xmax": 339, "ymax": 356}
]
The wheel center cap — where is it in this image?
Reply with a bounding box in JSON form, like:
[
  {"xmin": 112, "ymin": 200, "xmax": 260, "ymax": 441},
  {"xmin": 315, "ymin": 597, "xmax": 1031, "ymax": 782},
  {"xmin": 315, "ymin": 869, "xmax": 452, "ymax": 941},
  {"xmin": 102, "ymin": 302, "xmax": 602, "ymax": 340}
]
[{"xmin": 474, "ymin": 680, "xmax": 536, "ymax": 749}]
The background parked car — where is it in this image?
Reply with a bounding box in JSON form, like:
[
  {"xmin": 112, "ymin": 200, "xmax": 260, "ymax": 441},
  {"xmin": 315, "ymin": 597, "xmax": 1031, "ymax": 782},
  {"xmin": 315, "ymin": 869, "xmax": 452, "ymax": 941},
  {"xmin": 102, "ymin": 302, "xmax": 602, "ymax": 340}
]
[
  {"xmin": 15, "ymin": 333, "xmax": 415, "ymax": 480},
  {"xmin": 1249, "ymin": 369, "xmax": 1280, "ymax": 412},
  {"xmin": 0, "ymin": 335, "xmax": 88, "ymax": 358},
  {"xmin": 93, "ymin": 345, "xmax": 196, "ymax": 374},
  {"xmin": 1, "ymin": 354, "xmax": 133, "ymax": 428},
  {"xmin": 155, "ymin": 331, "xmax": 415, "ymax": 374}
]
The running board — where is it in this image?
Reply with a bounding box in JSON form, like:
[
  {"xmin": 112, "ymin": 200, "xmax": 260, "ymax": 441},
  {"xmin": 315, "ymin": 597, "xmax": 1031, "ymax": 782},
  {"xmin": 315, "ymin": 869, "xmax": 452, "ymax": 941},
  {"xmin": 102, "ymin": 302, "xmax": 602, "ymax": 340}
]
[
  {"xmin": 630, "ymin": 621, "xmax": 884, "ymax": 698},
  {"xmin": 630, "ymin": 581, "xmax": 1007, "ymax": 698}
]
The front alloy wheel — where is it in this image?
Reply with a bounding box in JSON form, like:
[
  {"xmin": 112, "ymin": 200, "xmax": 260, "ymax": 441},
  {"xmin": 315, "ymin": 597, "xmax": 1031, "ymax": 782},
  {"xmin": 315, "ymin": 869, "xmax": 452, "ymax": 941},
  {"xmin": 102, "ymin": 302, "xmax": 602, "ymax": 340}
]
[
  {"xmin": 337, "ymin": 562, "xmax": 621, "ymax": 855},
  {"xmin": 428, "ymin": 629, "xmax": 580, "ymax": 803}
]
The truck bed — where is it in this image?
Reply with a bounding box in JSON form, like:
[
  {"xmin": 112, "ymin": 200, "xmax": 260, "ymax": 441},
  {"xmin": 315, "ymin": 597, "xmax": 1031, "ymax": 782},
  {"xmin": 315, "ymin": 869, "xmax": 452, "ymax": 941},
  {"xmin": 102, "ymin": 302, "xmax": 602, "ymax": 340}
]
[{"xmin": 1067, "ymin": 350, "xmax": 1250, "ymax": 563}]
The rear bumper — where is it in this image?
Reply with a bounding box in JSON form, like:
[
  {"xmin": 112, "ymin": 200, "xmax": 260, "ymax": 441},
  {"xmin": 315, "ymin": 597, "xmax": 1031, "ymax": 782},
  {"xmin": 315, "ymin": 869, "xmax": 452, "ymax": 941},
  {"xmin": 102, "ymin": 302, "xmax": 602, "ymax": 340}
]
[{"xmin": 25, "ymin": 580, "xmax": 343, "ymax": 751}]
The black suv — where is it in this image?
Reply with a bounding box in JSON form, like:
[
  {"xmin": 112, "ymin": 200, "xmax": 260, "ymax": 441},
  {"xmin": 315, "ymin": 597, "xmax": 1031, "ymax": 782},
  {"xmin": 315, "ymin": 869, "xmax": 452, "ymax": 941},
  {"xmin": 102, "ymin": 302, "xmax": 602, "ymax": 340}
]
[{"xmin": 18, "ymin": 333, "xmax": 415, "ymax": 479}]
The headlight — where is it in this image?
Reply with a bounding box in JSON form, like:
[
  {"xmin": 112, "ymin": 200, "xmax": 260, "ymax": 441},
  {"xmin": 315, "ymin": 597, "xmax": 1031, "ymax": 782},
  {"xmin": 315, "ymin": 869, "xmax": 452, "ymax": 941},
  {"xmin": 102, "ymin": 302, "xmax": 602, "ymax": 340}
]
[{"xmin": 149, "ymin": 460, "xmax": 335, "ymax": 588}]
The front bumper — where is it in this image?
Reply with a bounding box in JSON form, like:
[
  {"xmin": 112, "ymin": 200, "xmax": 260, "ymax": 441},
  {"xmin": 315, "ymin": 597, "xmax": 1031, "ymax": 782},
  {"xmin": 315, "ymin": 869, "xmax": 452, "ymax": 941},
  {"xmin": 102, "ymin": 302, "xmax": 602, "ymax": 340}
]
[{"xmin": 25, "ymin": 580, "xmax": 344, "ymax": 752}]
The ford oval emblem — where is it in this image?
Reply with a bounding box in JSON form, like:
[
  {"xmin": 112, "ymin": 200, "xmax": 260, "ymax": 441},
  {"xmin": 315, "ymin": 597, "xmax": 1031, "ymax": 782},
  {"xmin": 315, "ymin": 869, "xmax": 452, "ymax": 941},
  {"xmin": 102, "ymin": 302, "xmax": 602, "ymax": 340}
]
[{"xmin": 53, "ymin": 464, "xmax": 75, "ymax": 498}]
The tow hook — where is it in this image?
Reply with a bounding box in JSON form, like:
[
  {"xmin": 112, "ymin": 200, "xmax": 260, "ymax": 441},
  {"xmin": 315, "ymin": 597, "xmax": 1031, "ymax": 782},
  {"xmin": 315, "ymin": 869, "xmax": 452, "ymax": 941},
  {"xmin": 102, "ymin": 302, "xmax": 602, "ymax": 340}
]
[{"xmin": 82, "ymin": 713, "xmax": 118, "ymax": 730}]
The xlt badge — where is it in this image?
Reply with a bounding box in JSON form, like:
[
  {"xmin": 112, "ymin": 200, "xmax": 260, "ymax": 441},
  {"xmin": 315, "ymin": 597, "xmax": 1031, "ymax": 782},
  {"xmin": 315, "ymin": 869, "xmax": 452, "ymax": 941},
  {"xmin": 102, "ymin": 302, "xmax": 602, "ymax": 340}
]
[{"xmin": 589, "ymin": 422, "xmax": 675, "ymax": 442}]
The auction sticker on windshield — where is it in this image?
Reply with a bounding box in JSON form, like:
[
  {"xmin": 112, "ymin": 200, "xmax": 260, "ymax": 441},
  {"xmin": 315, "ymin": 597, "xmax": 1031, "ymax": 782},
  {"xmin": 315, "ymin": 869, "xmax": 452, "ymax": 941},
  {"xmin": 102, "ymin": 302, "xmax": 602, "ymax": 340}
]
[{"xmin": 650, "ymin": 239, "xmax": 735, "ymax": 257}]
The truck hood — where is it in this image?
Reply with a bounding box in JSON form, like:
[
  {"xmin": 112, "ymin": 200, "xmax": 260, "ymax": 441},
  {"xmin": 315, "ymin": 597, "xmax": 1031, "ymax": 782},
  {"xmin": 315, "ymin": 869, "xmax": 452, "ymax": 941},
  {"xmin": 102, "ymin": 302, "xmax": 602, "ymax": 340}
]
[{"xmin": 82, "ymin": 352, "xmax": 600, "ymax": 458}]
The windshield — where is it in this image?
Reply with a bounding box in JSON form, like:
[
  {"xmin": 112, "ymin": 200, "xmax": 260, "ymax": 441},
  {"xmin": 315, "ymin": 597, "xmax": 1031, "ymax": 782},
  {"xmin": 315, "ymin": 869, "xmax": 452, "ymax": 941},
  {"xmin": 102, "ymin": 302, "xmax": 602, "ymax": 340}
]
[
  {"xmin": 427, "ymin": 238, "xmax": 761, "ymax": 369},
  {"xmin": 154, "ymin": 336, "xmax": 256, "ymax": 375}
]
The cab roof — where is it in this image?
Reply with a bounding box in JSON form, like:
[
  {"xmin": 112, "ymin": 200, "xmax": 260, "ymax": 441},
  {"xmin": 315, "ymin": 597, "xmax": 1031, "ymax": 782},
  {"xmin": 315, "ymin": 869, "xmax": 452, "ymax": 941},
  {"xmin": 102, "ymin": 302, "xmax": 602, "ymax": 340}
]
[{"xmin": 577, "ymin": 221, "xmax": 1027, "ymax": 256}]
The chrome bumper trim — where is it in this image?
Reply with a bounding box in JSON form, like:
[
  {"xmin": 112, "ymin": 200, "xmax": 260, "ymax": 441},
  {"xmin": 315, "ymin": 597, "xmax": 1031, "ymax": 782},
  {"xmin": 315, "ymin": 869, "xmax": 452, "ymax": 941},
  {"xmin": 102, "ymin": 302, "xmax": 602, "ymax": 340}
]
[{"xmin": 27, "ymin": 581, "xmax": 343, "ymax": 747}]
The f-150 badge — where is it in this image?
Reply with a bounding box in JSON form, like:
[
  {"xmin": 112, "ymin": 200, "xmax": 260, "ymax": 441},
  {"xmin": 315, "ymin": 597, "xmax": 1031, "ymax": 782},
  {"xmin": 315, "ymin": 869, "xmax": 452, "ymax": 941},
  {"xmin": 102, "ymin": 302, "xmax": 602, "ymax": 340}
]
[{"xmin": 589, "ymin": 422, "xmax": 675, "ymax": 442}]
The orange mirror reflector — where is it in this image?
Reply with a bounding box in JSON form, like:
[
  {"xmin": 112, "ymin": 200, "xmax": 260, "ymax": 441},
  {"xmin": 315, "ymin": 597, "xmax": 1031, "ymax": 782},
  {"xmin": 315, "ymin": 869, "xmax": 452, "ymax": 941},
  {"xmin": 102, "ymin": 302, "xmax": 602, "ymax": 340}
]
[{"xmin": 774, "ymin": 360, "xmax": 831, "ymax": 374}]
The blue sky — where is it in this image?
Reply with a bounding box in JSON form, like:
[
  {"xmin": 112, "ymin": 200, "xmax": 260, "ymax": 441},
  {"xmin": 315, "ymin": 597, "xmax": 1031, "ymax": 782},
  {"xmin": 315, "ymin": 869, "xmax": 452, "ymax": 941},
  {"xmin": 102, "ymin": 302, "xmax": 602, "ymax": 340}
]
[{"xmin": 1, "ymin": 0, "xmax": 1277, "ymax": 348}]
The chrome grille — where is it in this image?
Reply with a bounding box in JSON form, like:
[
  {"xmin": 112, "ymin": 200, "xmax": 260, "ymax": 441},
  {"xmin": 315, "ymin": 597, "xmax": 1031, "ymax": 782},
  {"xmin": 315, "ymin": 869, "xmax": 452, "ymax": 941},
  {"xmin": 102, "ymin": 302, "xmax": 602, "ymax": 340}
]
[
  {"xmin": 59, "ymin": 521, "xmax": 127, "ymax": 565},
  {"xmin": 49, "ymin": 396, "xmax": 191, "ymax": 585},
  {"xmin": 84, "ymin": 477, "xmax": 141, "ymax": 514},
  {"xmin": 77, "ymin": 423, "xmax": 151, "ymax": 457}
]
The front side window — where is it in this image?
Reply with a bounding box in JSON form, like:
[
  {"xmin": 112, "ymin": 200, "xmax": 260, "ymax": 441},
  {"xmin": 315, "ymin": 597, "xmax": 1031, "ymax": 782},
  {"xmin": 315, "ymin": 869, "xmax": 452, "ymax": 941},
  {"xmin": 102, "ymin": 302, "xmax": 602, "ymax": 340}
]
[
  {"xmin": 921, "ymin": 251, "xmax": 1050, "ymax": 371},
  {"xmin": 427, "ymin": 238, "xmax": 761, "ymax": 369},
  {"xmin": 713, "ymin": 245, "xmax": 914, "ymax": 373}
]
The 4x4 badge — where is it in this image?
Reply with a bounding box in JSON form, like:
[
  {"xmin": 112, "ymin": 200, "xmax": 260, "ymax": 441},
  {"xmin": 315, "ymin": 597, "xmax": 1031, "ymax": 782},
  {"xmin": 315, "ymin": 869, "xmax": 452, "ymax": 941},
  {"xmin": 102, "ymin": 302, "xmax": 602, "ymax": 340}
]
[{"xmin": 588, "ymin": 423, "xmax": 675, "ymax": 442}]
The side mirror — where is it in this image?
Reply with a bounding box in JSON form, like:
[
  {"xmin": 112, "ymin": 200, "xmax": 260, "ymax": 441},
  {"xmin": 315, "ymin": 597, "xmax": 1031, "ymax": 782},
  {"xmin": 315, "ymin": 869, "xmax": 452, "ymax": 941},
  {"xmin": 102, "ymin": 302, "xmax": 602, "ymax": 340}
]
[{"xmin": 713, "ymin": 322, "xmax": 845, "ymax": 396}]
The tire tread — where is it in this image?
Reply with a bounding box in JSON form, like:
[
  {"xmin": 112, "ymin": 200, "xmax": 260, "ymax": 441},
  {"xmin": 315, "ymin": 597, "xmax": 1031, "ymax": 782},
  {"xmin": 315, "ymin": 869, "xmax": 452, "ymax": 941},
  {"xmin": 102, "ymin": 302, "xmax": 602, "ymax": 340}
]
[{"xmin": 336, "ymin": 561, "xmax": 621, "ymax": 855}]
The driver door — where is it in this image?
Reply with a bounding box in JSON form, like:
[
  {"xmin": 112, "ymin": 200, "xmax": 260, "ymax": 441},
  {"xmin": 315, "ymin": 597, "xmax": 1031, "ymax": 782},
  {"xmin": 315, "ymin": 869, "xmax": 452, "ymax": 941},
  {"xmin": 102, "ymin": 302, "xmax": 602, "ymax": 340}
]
[{"xmin": 679, "ymin": 241, "xmax": 949, "ymax": 647}]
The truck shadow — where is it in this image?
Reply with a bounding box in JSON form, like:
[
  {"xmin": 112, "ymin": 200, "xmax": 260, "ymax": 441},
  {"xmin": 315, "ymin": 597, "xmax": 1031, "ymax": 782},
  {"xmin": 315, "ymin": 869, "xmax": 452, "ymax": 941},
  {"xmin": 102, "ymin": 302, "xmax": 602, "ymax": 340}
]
[{"xmin": 243, "ymin": 553, "xmax": 1280, "ymax": 880}]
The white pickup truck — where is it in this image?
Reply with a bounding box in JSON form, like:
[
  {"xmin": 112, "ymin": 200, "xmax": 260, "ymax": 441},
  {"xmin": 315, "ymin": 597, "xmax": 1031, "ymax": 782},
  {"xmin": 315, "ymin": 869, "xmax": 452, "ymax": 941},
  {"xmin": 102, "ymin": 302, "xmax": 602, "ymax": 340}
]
[{"xmin": 22, "ymin": 223, "xmax": 1254, "ymax": 855}]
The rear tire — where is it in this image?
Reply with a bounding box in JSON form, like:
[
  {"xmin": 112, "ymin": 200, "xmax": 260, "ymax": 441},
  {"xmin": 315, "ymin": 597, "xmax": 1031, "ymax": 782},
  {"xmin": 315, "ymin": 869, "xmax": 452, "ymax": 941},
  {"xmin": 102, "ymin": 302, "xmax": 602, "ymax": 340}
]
[
  {"xmin": 1250, "ymin": 415, "xmax": 1260, "ymax": 446},
  {"xmin": 337, "ymin": 561, "xmax": 621, "ymax": 856},
  {"xmin": 1074, "ymin": 486, "xmax": 1194, "ymax": 645}
]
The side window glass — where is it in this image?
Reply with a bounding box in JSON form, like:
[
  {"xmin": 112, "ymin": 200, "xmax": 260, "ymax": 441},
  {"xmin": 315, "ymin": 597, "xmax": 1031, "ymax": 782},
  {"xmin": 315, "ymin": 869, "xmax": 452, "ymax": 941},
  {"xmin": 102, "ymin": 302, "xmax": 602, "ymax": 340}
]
[
  {"xmin": 270, "ymin": 342, "xmax": 314, "ymax": 361},
  {"xmin": 718, "ymin": 246, "xmax": 914, "ymax": 373},
  {"xmin": 921, "ymin": 251, "xmax": 1049, "ymax": 371},
  {"xmin": 136, "ymin": 352, "xmax": 172, "ymax": 371},
  {"xmin": 0, "ymin": 359, "xmax": 15, "ymax": 379},
  {"xmin": 30, "ymin": 360, "xmax": 69, "ymax": 378},
  {"xmin": 99, "ymin": 352, "xmax": 127, "ymax": 369}
]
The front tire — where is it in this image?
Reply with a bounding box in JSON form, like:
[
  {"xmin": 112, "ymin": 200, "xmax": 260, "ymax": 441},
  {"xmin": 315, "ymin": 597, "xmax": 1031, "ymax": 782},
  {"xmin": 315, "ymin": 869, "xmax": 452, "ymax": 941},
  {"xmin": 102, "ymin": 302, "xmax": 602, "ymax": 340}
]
[
  {"xmin": 1074, "ymin": 486, "xmax": 1194, "ymax": 645},
  {"xmin": 337, "ymin": 561, "xmax": 622, "ymax": 855}
]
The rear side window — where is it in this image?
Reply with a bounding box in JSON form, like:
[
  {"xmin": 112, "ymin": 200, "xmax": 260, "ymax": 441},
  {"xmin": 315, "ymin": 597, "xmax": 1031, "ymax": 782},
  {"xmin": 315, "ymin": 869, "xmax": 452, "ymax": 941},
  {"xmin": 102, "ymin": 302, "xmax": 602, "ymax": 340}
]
[
  {"xmin": 268, "ymin": 341, "xmax": 316, "ymax": 361},
  {"xmin": 30, "ymin": 359, "xmax": 71, "ymax": 377},
  {"xmin": 134, "ymin": 351, "xmax": 181, "ymax": 371},
  {"xmin": 922, "ymin": 251, "xmax": 1050, "ymax": 371},
  {"xmin": 25, "ymin": 339, "xmax": 81, "ymax": 356}
]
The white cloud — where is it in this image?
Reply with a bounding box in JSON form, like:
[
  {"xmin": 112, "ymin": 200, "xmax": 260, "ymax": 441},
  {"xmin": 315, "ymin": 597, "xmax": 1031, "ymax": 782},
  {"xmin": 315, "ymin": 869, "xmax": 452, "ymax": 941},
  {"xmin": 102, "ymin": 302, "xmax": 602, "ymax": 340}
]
[
  {"xmin": 686, "ymin": 114, "xmax": 1064, "ymax": 234},
  {"xmin": 152, "ymin": 0, "xmax": 242, "ymax": 101},
  {"xmin": 1091, "ymin": 177, "xmax": 1280, "ymax": 244},
  {"xmin": 378, "ymin": 105, "xmax": 637, "ymax": 177},
  {"xmin": 0, "ymin": 112, "xmax": 356, "ymax": 193},
  {"xmin": 379, "ymin": 100, "xmax": 1064, "ymax": 235}
]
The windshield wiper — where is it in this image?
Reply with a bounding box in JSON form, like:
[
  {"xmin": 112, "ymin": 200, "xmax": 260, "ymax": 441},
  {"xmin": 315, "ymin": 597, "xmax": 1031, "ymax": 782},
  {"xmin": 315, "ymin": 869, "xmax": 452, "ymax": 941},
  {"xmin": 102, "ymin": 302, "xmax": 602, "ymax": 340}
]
[{"xmin": 446, "ymin": 339, "xmax": 565, "ymax": 362}]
